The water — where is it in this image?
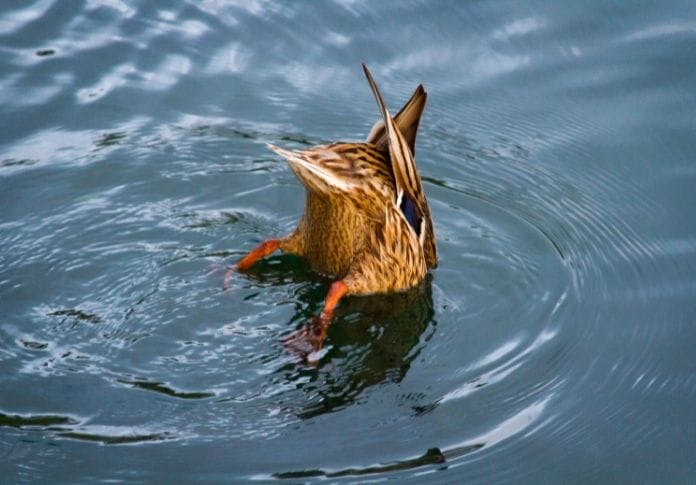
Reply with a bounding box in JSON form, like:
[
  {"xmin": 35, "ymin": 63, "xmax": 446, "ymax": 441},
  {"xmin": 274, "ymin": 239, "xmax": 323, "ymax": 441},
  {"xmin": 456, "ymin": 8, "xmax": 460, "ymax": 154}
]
[{"xmin": 1, "ymin": 1, "xmax": 695, "ymax": 482}]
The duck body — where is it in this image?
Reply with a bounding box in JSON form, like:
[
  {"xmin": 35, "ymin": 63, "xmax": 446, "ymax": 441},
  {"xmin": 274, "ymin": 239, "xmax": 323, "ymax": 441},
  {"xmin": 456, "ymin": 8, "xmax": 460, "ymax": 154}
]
[
  {"xmin": 275, "ymin": 141, "xmax": 429, "ymax": 294},
  {"xmin": 230, "ymin": 65, "xmax": 437, "ymax": 358},
  {"xmin": 284, "ymin": 190, "xmax": 366, "ymax": 277}
]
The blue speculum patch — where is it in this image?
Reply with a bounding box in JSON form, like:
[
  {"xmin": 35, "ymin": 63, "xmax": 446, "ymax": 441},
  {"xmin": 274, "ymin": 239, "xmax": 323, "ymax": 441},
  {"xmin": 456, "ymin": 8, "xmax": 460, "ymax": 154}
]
[{"xmin": 400, "ymin": 196, "xmax": 421, "ymax": 235}]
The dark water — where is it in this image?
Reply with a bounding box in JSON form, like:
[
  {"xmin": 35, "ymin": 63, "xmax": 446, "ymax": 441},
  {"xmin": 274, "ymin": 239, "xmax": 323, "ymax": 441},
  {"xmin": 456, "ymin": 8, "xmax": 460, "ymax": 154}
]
[{"xmin": 1, "ymin": 1, "xmax": 695, "ymax": 482}]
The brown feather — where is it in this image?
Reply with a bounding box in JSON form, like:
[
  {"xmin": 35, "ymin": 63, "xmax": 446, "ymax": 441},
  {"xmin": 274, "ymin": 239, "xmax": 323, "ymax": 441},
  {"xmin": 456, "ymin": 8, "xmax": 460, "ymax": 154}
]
[
  {"xmin": 259, "ymin": 65, "xmax": 437, "ymax": 296},
  {"xmin": 366, "ymin": 84, "xmax": 427, "ymax": 157},
  {"xmin": 361, "ymin": 64, "xmax": 437, "ymax": 268}
]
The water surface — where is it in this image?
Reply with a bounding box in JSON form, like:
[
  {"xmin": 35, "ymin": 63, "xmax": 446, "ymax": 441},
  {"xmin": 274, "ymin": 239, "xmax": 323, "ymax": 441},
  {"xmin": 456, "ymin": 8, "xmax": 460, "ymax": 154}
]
[{"xmin": 1, "ymin": 1, "xmax": 695, "ymax": 482}]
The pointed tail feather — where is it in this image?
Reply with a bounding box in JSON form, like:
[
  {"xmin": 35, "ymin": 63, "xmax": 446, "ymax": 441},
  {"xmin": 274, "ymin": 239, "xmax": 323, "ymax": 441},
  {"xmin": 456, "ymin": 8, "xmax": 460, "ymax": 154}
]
[
  {"xmin": 366, "ymin": 84, "xmax": 427, "ymax": 156},
  {"xmin": 362, "ymin": 64, "xmax": 420, "ymax": 200}
]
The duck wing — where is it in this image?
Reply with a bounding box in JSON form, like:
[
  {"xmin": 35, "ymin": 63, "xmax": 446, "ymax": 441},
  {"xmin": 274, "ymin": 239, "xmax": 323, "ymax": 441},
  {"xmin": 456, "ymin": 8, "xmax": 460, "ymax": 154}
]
[
  {"xmin": 267, "ymin": 144, "xmax": 357, "ymax": 194},
  {"xmin": 362, "ymin": 64, "xmax": 437, "ymax": 268}
]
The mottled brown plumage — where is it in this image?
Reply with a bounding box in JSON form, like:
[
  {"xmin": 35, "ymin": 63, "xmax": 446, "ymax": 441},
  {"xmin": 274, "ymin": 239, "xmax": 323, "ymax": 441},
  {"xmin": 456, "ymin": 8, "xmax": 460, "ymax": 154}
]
[
  {"xmin": 272, "ymin": 142, "xmax": 393, "ymax": 280},
  {"xmin": 229, "ymin": 65, "xmax": 437, "ymax": 360}
]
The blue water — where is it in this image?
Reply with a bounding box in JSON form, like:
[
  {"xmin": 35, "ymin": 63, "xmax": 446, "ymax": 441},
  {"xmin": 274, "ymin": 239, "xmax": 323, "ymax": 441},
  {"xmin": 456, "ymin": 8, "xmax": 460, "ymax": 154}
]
[{"xmin": 1, "ymin": 1, "xmax": 695, "ymax": 482}]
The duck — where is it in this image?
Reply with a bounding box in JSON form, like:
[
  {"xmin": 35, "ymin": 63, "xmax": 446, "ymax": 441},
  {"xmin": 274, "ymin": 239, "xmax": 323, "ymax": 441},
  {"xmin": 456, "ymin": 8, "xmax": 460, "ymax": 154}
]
[{"xmin": 227, "ymin": 64, "xmax": 437, "ymax": 357}]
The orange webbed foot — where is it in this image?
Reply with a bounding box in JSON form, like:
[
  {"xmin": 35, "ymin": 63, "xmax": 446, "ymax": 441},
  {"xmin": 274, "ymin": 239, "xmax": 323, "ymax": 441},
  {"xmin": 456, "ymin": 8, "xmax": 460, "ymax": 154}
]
[
  {"xmin": 282, "ymin": 280, "xmax": 348, "ymax": 363},
  {"xmin": 282, "ymin": 314, "xmax": 331, "ymax": 364},
  {"xmin": 223, "ymin": 239, "xmax": 281, "ymax": 290}
]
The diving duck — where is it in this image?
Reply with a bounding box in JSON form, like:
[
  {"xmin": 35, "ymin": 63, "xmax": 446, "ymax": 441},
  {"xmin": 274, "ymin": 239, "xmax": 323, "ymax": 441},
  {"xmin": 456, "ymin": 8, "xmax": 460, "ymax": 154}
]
[{"xmin": 228, "ymin": 64, "xmax": 437, "ymax": 356}]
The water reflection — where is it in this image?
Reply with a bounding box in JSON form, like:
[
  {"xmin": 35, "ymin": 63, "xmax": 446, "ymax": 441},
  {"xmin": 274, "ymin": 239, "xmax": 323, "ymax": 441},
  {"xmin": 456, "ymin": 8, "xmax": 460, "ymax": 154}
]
[{"xmin": 263, "ymin": 267, "xmax": 436, "ymax": 419}]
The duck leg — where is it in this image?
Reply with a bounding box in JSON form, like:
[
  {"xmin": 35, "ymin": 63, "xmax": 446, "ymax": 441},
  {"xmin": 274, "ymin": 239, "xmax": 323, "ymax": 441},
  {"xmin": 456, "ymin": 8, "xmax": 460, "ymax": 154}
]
[
  {"xmin": 283, "ymin": 280, "xmax": 348, "ymax": 361},
  {"xmin": 224, "ymin": 239, "xmax": 281, "ymax": 289}
]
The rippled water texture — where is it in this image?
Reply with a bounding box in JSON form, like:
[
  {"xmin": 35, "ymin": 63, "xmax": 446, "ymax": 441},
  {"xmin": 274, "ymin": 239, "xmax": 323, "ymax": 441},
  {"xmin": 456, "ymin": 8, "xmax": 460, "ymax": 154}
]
[{"xmin": 1, "ymin": 1, "xmax": 695, "ymax": 482}]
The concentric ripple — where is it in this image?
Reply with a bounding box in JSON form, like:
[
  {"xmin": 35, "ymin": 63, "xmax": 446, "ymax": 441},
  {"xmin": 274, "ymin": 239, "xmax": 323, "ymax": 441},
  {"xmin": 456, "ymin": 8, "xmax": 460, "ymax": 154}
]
[{"xmin": 1, "ymin": 0, "xmax": 695, "ymax": 482}]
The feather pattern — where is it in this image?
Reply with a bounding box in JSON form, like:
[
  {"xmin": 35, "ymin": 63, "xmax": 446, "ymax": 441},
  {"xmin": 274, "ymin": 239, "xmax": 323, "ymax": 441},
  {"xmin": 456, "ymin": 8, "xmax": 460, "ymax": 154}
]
[
  {"xmin": 232, "ymin": 65, "xmax": 439, "ymax": 357},
  {"xmin": 272, "ymin": 142, "xmax": 395, "ymax": 277},
  {"xmin": 361, "ymin": 64, "xmax": 437, "ymax": 268},
  {"xmin": 366, "ymin": 84, "xmax": 427, "ymax": 157},
  {"xmin": 237, "ymin": 65, "xmax": 437, "ymax": 297}
]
